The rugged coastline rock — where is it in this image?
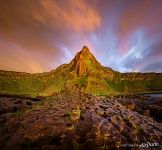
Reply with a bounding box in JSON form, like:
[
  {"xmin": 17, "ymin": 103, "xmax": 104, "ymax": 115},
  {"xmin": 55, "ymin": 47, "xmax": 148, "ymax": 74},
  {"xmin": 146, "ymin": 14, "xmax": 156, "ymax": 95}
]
[{"xmin": 0, "ymin": 91, "xmax": 162, "ymax": 150}]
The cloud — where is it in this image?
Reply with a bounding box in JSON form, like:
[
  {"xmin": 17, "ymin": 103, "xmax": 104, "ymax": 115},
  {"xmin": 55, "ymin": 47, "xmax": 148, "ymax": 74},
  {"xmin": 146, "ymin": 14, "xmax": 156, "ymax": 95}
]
[
  {"xmin": 0, "ymin": 0, "xmax": 162, "ymax": 73},
  {"xmin": 33, "ymin": 0, "xmax": 101, "ymax": 32},
  {"xmin": 92, "ymin": 0, "xmax": 162, "ymax": 72},
  {"xmin": 142, "ymin": 61, "xmax": 162, "ymax": 72},
  {"xmin": 0, "ymin": 39, "xmax": 44, "ymax": 73},
  {"xmin": 0, "ymin": 0, "xmax": 102, "ymax": 73}
]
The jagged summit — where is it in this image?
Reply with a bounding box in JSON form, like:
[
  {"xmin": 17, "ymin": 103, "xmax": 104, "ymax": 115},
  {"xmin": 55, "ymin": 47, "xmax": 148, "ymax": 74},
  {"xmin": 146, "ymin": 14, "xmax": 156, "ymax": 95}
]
[
  {"xmin": 76, "ymin": 46, "xmax": 93, "ymax": 58},
  {"xmin": 80, "ymin": 46, "xmax": 90, "ymax": 53},
  {"xmin": 70, "ymin": 46, "xmax": 102, "ymax": 77}
]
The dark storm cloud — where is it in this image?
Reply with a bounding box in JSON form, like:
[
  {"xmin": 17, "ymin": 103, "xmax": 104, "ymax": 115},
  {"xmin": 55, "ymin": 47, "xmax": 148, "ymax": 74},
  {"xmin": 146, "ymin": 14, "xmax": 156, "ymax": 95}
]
[{"xmin": 0, "ymin": 0, "xmax": 162, "ymax": 73}]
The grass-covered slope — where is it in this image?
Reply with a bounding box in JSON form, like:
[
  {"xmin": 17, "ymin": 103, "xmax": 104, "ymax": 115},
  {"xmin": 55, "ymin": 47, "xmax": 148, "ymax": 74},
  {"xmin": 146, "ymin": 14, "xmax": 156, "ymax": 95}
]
[
  {"xmin": 0, "ymin": 46, "xmax": 162, "ymax": 97},
  {"xmin": 104, "ymin": 72, "xmax": 162, "ymax": 95},
  {"xmin": 0, "ymin": 64, "xmax": 68, "ymax": 97}
]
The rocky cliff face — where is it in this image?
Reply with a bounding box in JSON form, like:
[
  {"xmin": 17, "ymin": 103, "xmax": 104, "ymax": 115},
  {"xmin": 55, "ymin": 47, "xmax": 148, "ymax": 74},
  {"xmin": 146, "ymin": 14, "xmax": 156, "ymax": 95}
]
[
  {"xmin": 69, "ymin": 46, "xmax": 105, "ymax": 77},
  {"xmin": 71, "ymin": 46, "xmax": 90, "ymax": 77}
]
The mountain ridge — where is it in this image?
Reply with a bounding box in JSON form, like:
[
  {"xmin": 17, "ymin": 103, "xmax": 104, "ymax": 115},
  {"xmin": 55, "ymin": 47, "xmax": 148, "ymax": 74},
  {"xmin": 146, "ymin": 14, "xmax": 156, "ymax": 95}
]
[{"xmin": 0, "ymin": 46, "xmax": 162, "ymax": 97}]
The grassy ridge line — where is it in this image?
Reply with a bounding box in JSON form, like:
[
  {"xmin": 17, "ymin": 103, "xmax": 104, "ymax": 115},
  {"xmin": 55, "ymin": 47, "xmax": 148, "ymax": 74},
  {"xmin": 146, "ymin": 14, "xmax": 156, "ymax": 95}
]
[
  {"xmin": 1, "ymin": 69, "xmax": 162, "ymax": 97},
  {"xmin": 0, "ymin": 51, "xmax": 162, "ymax": 97},
  {"xmin": 0, "ymin": 65, "xmax": 67, "ymax": 97}
]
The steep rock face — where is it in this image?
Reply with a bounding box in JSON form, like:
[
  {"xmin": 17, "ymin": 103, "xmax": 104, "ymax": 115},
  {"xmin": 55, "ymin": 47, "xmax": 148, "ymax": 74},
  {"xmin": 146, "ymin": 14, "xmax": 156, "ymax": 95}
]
[
  {"xmin": 69, "ymin": 46, "xmax": 104, "ymax": 77},
  {"xmin": 74, "ymin": 53, "xmax": 88, "ymax": 77}
]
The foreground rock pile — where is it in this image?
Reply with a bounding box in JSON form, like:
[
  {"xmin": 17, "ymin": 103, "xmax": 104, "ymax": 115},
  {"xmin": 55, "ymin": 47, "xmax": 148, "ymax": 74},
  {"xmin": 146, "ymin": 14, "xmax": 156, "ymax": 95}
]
[{"xmin": 0, "ymin": 90, "xmax": 162, "ymax": 150}]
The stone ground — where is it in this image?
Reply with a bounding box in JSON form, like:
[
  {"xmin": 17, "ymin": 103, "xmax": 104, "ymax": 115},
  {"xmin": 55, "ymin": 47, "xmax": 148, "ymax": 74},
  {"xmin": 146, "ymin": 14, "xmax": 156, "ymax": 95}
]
[
  {"xmin": 117, "ymin": 97, "xmax": 162, "ymax": 123},
  {"xmin": 0, "ymin": 96, "xmax": 40, "ymax": 115},
  {"xmin": 0, "ymin": 89, "xmax": 162, "ymax": 150}
]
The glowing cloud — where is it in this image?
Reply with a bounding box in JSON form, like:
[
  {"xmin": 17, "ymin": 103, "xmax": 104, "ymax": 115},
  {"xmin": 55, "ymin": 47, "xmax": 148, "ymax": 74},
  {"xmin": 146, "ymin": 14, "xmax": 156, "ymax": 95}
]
[
  {"xmin": 34, "ymin": 0, "xmax": 101, "ymax": 32},
  {"xmin": 0, "ymin": 0, "xmax": 162, "ymax": 73}
]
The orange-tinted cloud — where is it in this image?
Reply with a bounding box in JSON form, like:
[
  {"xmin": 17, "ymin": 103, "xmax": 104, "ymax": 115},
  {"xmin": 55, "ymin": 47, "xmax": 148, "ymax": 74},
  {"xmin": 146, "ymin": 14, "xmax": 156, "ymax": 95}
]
[
  {"xmin": 0, "ymin": 0, "xmax": 162, "ymax": 73},
  {"xmin": 0, "ymin": 38, "xmax": 47, "ymax": 73},
  {"xmin": 33, "ymin": 0, "xmax": 101, "ymax": 32},
  {"xmin": 0, "ymin": 0, "xmax": 102, "ymax": 73}
]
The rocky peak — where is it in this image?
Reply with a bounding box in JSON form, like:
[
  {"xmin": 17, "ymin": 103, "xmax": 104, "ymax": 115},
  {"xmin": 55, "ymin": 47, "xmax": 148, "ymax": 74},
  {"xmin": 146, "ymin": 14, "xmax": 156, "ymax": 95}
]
[
  {"xmin": 70, "ymin": 46, "xmax": 102, "ymax": 77},
  {"xmin": 80, "ymin": 46, "xmax": 90, "ymax": 53},
  {"xmin": 75, "ymin": 46, "xmax": 92, "ymax": 59}
]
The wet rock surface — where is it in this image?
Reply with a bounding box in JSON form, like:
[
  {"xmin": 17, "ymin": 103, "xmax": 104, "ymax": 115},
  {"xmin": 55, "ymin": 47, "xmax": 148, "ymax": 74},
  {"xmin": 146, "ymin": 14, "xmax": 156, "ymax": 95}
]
[
  {"xmin": 0, "ymin": 91, "xmax": 162, "ymax": 150},
  {"xmin": 117, "ymin": 96, "xmax": 162, "ymax": 123}
]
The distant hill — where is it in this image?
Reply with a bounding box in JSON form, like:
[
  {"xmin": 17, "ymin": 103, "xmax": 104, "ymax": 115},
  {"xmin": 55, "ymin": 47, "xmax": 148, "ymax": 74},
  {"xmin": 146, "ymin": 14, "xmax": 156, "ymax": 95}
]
[{"xmin": 0, "ymin": 46, "xmax": 162, "ymax": 97}]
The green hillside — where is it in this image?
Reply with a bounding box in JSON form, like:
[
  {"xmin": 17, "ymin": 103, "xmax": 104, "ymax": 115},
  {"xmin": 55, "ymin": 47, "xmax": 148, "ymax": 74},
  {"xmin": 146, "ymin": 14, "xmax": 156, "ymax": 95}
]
[{"xmin": 0, "ymin": 46, "xmax": 162, "ymax": 97}]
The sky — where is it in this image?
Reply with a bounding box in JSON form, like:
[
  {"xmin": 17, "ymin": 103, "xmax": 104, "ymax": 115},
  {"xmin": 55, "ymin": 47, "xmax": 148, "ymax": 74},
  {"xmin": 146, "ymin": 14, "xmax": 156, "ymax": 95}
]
[{"xmin": 0, "ymin": 0, "xmax": 162, "ymax": 73}]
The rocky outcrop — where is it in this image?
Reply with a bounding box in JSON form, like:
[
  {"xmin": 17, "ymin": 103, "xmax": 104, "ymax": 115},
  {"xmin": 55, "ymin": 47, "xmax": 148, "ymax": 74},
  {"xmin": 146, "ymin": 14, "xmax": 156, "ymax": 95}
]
[{"xmin": 69, "ymin": 46, "xmax": 103, "ymax": 77}]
